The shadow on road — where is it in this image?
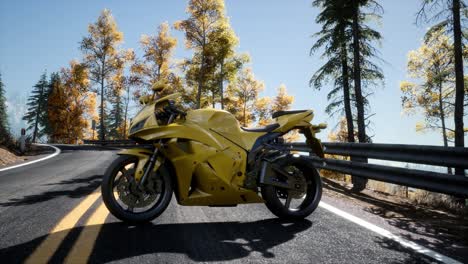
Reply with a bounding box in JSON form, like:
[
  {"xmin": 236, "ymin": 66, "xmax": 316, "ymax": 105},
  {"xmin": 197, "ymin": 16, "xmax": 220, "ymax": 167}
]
[
  {"xmin": 373, "ymin": 237, "xmax": 443, "ymax": 264},
  {"xmin": 0, "ymin": 175, "xmax": 102, "ymax": 207},
  {"xmin": 0, "ymin": 218, "xmax": 312, "ymax": 263},
  {"xmin": 323, "ymin": 178, "xmax": 468, "ymax": 262}
]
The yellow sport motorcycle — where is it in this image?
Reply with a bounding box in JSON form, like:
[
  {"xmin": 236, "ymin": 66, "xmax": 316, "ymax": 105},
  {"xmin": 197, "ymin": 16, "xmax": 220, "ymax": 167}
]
[{"xmin": 101, "ymin": 89, "xmax": 327, "ymax": 224}]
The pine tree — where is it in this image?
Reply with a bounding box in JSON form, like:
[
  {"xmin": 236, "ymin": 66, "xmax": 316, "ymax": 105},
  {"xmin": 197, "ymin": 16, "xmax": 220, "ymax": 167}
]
[
  {"xmin": 311, "ymin": 0, "xmax": 355, "ymax": 144},
  {"xmin": 47, "ymin": 72, "xmax": 62, "ymax": 142},
  {"xmin": 23, "ymin": 72, "xmax": 49, "ymax": 142},
  {"xmin": 349, "ymin": 0, "xmax": 383, "ymax": 146},
  {"xmin": 0, "ymin": 73, "xmax": 10, "ymax": 145},
  {"xmin": 311, "ymin": 0, "xmax": 384, "ymax": 191},
  {"xmin": 108, "ymin": 88, "xmax": 124, "ymax": 139}
]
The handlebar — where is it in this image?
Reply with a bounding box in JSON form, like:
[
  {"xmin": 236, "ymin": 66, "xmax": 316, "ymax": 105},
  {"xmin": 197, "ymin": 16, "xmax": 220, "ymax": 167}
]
[{"xmin": 164, "ymin": 100, "xmax": 186, "ymax": 119}]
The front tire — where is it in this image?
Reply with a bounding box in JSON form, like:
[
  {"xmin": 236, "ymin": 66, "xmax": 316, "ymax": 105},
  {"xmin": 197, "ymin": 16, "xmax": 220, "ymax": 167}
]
[
  {"xmin": 101, "ymin": 155, "xmax": 173, "ymax": 224},
  {"xmin": 261, "ymin": 157, "xmax": 322, "ymax": 220}
]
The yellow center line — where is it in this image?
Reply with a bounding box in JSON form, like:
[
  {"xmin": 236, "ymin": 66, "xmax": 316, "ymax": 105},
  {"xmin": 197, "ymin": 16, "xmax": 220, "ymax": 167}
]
[
  {"xmin": 64, "ymin": 202, "xmax": 109, "ymax": 264},
  {"xmin": 25, "ymin": 192, "xmax": 101, "ymax": 264}
]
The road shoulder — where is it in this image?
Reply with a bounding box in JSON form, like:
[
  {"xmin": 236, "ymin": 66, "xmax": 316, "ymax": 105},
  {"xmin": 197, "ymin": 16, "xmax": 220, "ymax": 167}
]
[
  {"xmin": 0, "ymin": 144, "xmax": 59, "ymax": 172},
  {"xmin": 321, "ymin": 178, "xmax": 468, "ymax": 263}
]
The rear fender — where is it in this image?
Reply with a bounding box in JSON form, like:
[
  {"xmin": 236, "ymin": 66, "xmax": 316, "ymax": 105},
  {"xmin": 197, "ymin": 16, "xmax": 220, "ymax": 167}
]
[
  {"xmin": 297, "ymin": 124, "xmax": 325, "ymax": 158},
  {"xmin": 273, "ymin": 111, "xmax": 313, "ymax": 133}
]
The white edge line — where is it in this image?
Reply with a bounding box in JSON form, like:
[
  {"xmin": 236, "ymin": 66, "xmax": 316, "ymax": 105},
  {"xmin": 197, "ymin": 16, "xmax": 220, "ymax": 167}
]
[
  {"xmin": 318, "ymin": 201, "xmax": 461, "ymax": 264},
  {"xmin": 0, "ymin": 144, "xmax": 61, "ymax": 172}
]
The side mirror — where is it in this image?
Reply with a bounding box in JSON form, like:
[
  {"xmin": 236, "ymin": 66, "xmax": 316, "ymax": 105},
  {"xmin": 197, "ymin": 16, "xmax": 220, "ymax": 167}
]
[
  {"xmin": 152, "ymin": 81, "xmax": 168, "ymax": 93},
  {"xmin": 317, "ymin": 123, "xmax": 327, "ymax": 129},
  {"xmin": 312, "ymin": 123, "xmax": 327, "ymax": 131},
  {"xmin": 139, "ymin": 95, "xmax": 152, "ymax": 105}
]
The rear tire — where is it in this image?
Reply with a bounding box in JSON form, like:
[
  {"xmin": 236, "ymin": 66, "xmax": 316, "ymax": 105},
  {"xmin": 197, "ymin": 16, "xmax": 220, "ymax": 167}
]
[
  {"xmin": 101, "ymin": 155, "xmax": 173, "ymax": 224},
  {"xmin": 261, "ymin": 157, "xmax": 322, "ymax": 220}
]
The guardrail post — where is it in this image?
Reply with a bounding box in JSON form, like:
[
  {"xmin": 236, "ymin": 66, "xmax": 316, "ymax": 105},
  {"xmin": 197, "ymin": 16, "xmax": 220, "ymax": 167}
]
[{"xmin": 350, "ymin": 155, "xmax": 368, "ymax": 192}]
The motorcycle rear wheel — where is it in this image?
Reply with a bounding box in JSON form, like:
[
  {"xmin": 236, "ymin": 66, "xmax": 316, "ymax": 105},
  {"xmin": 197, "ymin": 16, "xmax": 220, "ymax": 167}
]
[
  {"xmin": 101, "ymin": 155, "xmax": 173, "ymax": 224},
  {"xmin": 261, "ymin": 157, "xmax": 322, "ymax": 220}
]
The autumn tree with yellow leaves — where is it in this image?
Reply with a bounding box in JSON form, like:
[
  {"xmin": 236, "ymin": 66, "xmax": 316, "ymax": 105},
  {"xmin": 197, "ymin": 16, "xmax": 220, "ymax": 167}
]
[
  {"xmin": 225, "ymin": 68, "xmax": 264, "ymax": 126},
  {"xmin": 47, "ymin": 62, "xmax": 96, "ymax": 144},
  {"xmin": 206, "ymin": 15, "xmax": 248, "ymax": 109},
  {"xmin": 253, "ymin": 84, "xmax": 297, "ymax": 141},
  {"xmin": 272, "ymin": 84, "xmax": 294, "ymax": 113},
  {"xmin": 131, "ymin": 22, "xmax": 179, "ymax": 99},
  {"xmin": 80, "ymin": 9, "xmax": 131, "ymax": 140},
  {"xmin": 254, "ymin": 84, "xmax": 294, "ymax": 125},
  {"xmin": 175, "ymin": 0, "xmax": 227, "ymax": 109},
  {"xmin": 401, "ymin": 28, "xmax": 468, "ymax": 173}
]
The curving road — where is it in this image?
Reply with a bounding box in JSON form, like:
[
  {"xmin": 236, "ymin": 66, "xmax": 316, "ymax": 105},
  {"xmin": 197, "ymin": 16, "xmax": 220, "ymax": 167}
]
[{"xmin": 0, "ymin": 145, "xmax": 464, "ymax": 263}]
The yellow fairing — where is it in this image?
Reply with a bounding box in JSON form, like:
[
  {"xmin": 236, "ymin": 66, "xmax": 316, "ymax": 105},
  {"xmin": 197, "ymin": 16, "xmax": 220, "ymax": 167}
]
[
  {"xmin": 134, "ymin": 109, "xmax": 265, "ymax": 151},
  {"xmin": 127, "ymin": 109, "xmax": 266, "ymax": 206},
  {"xmin": 123, "ymin": 108, "xmax": 320, "ymax": 206},
  {"xmin": 163, "ymin": 140, "xmax": 264, "ymax": 205},
  {"xmin": 273, "ymin": 110, "xmax": 314, "ymax": 133}
]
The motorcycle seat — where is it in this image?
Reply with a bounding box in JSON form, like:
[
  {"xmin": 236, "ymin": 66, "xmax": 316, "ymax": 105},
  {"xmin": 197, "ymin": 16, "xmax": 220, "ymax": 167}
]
[
  {"xmin": 272, "ymin": 110, "xmax": 308, "ymax": 119},
  {"xmin": 241, "ymin": 123, "xmax": 280, "ymax": 133}
]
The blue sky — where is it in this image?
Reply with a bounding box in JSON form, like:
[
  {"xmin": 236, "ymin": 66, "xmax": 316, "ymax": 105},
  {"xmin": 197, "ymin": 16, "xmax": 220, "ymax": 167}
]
[{"xmin": 0, "ymin": 0, "xmax": 465, "ymax": 144}]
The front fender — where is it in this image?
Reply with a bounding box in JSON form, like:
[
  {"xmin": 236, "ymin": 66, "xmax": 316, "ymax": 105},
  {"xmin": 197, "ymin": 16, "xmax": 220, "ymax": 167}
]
[
  {"xmin": 118, "ymin": 148, "xmax": 153, "ymax": 158},
  {"xmin": 118, "ymin": 148, "xmax": 162, "ymax": 181}
]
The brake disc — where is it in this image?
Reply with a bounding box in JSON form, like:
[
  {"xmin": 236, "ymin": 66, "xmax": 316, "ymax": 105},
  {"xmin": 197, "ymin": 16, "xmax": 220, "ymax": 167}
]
[{"xmin": 116, "ymin": 168, "xmax": 161, "ymax": 208}]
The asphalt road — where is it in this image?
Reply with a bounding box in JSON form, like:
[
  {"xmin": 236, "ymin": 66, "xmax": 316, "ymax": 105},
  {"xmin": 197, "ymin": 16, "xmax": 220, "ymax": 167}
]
[{"xmin": 0, "ymin": 145, "xmax": 462, "ymax": 263}]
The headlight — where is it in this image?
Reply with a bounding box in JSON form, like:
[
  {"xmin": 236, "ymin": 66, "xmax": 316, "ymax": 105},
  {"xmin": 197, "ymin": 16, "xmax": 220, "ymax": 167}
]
[{"xmin": 129, "ymin": 117, "xmax": 148, "ymax": 134}]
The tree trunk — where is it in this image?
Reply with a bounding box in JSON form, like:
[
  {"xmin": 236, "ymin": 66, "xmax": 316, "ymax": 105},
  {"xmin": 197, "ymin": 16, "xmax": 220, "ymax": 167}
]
[
  {"xmin": 123, "ymin": 87, "xmax": 129, "ymax": 139},
  {"xmin": 340, "ymin": 27, "xmax": 355, "ymax": 143},
  {"xmin": 212, "ymin": 90, "xmax": 216, "ymax": 108},
  {"xmin": 452, "ymin": 0, "xmax": 465, "ymax": 177},
  {"xmin": 351, "ymin": 1, "xmax": 368, "ymax": 192},
  {"xmin": 100, "ymin": 77, "xmax": 105, "ymax": 140},
  {"xmin": 243, "ymin": 96, "xmax": 247, "ymax": 127},
  {"xmin": 196, "ymin": 53, "xmax": 205, "ymax": 109},
  {"xmin": 352, "ymin": 3, "xmax": 366, "ymax": 144},
  {"xmin": 438, "ymin": 82, "xmax": 452, "ymax": 175},
  {"xmin": 220, "ymin": 60, "xmax": 225, "ymax": 110}
]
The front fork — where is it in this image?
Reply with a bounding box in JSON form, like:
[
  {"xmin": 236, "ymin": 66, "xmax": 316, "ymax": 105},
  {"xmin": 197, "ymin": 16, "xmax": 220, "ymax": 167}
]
[
  {"xmin": 139, "ymin": 140, "xmax": 162, "ymax": 187},
  {"xmin": 138, "ymin": 113, "xmax": 176, "ymax": 187}
]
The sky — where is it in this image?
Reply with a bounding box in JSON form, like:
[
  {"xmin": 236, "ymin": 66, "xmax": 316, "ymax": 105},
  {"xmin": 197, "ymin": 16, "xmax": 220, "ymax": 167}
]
[{"xmin": 0, "ymin": 0, "xmax": 466, "ymax": 145}]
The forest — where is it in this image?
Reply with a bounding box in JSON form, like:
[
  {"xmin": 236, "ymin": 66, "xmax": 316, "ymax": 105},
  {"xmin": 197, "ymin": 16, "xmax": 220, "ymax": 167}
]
[{"xmin": 0, "ymin": 0, "xmax": 466, "ymax": 165}]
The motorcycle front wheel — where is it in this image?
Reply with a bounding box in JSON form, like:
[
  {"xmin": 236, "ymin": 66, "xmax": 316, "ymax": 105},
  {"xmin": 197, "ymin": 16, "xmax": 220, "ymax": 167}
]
[
  {"xmin": 101, "ymin": 155, "xmax": 173, "ymax": 224},
  {"xmin": 261, "ymin": 157, "xmax": 322, "ymax": 220}
]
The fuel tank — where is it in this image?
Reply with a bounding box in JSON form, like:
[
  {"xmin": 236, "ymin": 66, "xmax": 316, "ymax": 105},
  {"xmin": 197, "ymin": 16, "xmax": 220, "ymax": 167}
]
[{"xmin": 185, "ymin": 109, "xmax": 264, "ymax": 151}]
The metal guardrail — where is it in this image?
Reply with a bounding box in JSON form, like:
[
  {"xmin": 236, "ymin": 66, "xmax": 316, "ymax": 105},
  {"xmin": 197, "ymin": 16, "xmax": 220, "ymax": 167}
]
[
  {"xmin": 290, "ymin": 142, "xmax": 468, "ymax": 197},
  {"xmin": 83, "ymin": 139, "xmax": 137, "ymax": 146},
  {"xmin": 83, "ymin": 139, "xmax": 468, "ymax": 197}
]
